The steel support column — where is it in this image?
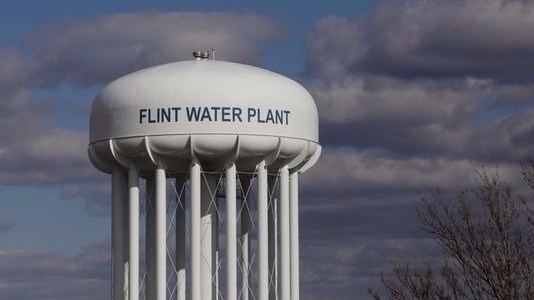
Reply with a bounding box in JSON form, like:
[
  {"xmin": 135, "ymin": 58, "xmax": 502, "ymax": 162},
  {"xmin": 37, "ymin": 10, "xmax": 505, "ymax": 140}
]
[
  {"xmin": 280, "ymin": 165, "xmax": 290, "ymax": 300},
  {"xmin": 258, "ymin": 161, "xmax": 269, "ymax": 300},
  {"xmin": 268, "ymin": 175, "xmax": 278, "ymax": 300},
  {"xmin": 112, "ymin": 168, "xmax": 128, "ymax": 300},
  {"xmin": 290, "ymin": 172, "xmax": 300, "ymax": 300},
  {"xmin": 239, "ymin": 175, "xmax": 252, "ymax": 300},
  {"xmin": 226, "ymin": 165, "xmax": 237, "ymax": 300},
  {"xmin": 155, "ymin": 168, "xmax": 166, "ymax": 300},
  {"xmin": 128, "ymin": 167, "xmax": 140, "ymax": 300},
  {"xmin": 201, "ymin": 174, "xmax": 217, "ymax": 300},
  {"xmin": 146, "ymin": 179, "xmax": 156, "ymax": 299},
  {"xmin": 191, "ymin": 163, "xmax": 201, "ymax": 300},
  {"xmin": 176, "ymin": 177, "xmax": 186, "ymax": 300}
]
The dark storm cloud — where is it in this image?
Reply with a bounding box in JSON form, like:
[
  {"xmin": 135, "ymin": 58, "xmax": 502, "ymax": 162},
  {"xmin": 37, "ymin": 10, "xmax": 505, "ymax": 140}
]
[
  {"xmin": 29, "ymin": 11, "xmax": 283, "ymax": 86},
  {"xmin": 306, "ymin": 0, "xmax": 534, "ymax": 82}
]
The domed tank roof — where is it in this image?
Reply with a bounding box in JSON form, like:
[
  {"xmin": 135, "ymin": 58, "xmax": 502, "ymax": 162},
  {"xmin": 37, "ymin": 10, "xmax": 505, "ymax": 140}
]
[
  {"xmin": 90, "ymin": 59, "xmax": 319, "ymax": 144},
  {"xmin": 88, "ymin": 57, "xmax": 321, "ymax": 174}
]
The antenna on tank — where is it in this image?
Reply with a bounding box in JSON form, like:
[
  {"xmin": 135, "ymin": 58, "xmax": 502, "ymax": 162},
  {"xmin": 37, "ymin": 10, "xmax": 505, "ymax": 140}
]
[{"xmin": 193, "ymin": 51, "xmax": 210, "ymax": 60}]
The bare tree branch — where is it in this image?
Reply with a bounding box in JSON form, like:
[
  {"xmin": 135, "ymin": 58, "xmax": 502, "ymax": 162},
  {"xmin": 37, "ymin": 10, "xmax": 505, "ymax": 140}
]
[{"xmin": 369, "ymin": 169, "xmax": 534, "ymax": 300}]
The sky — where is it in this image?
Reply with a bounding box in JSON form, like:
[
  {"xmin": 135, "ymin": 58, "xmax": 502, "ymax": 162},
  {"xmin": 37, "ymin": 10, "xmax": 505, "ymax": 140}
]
[{"xmin": 1, "ymin": 0, "xmax": 534, "ymax": 299}]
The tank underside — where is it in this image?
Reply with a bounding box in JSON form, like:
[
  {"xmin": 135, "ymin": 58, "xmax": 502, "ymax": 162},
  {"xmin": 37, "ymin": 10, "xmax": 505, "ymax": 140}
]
[{"xmin": 89, "ymin": 133, "xmax": 321, "ymax": 175}]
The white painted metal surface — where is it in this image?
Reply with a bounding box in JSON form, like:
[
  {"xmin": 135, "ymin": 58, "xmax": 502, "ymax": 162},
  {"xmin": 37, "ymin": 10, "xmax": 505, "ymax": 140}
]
[
  {"xmin": 226, "ymin": 165, "xmax": 237, "ymax": 300},
  {"xmin": 146, "ymin": 179, "xmax": 156, "ymax": 300},
  {"xmin": 258, "ymin": 161, "xmax": 269, "ymax": 300},
  {"xmin": 128, "ymin": 167, "xmax": 140, "ymax": 300},
  {"xmin": 201, "ymin": 175, "xmax": 216, "ymax": 300},
  {"xmin": 155, "ymin": 168, "xmax": 166, "ymax": 300},
  {"xmin": 175, "ymin": 178, "xmax": 186, "ymax": 300},
  {"xmin": 111, "ymin": 168, "xmax": 127, "ymax": 300},
  {"xmin": 280, "ymin": 166, "xmax": 290, "ymax": 300},
  {"xmin": 191, "ymin": 163, "xmax": 201, "ymax": 300},
  {"xmin": 239, "ymin": 176, "xmax": 252, "ymax": 300},
  {"xmin": 90, "ymin": 60, "xmax": 318, "ymax": 144},
  {"xmin": 290, "ymin": 172, "xmax": 300, "ymax": 300},
  {"xmin": 88, "ymin": 57, "xmax": 321, "ymax": 300},
  {"xmin": 268, "ymin": 176, "xmax": 277, "ymax": 300}
]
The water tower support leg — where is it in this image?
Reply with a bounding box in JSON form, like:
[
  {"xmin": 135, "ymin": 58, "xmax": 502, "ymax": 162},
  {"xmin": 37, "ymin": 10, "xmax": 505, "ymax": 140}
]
[
  {"xmin": 280, "ymin": 166, "xmax": 290, "ymax": 300},
  {"xmin": 201, "ymin": 174, "xmax": 216, "ymax": 299},
  {"xmin": 128, "ymin": 167, "xmax": 140, "ymax": 300},
  {"xmin": 176, "ymin": 177, "xmax": 186, "ymax": 300},
  {"xmin": 226, "ymin": 165, "xmax": 237, "ymax": 300},
  {"xmin": 290, "ymin": 172, "xmax": 300, "ymax": 300},
  {"xmin": 112, "ymin": 168, "xmax": 128, "ymax": 300},
  {"xmin": 239, "ymin": 175, "xmax": 251, "ymax": 300},
  {"xmin": 155, "ymin": 168, "xmax": 167, "ymax": 300},
  {"xmin": 191, "ymin": 164, "xmax": 201, "ymax": 300},
  {"xmin": 123, "ymin": 175, "xmax": 130, "ymax": 300},
  {"xmin": 258, "ymin": 161, "xmax": 269, "ymax": 300},
  {"xmin": 268, "ymin": 176, "xmax": 278, "ymax": 300},
  {"xmin": 146, "ymin": 179, "xmax": 156, "ymax": 299},
  {"xmin": 214, "ymin": 193, "xmax": 219, "ymax": 300}
]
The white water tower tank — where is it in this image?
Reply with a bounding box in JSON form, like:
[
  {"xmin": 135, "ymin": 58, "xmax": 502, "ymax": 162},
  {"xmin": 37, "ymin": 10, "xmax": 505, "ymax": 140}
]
[{"xmin": 88, "ymin": 52, "xmax": 321, "ymax": 300}]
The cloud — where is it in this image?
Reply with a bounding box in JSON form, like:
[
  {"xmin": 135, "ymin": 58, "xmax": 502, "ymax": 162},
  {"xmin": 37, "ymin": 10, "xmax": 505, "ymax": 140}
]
[
  {"xmin": 294, "ymin": 143, "xmax": 529, "ymax": 299},
  {"xmin": 305, "ymin": 0, "xmax": 534, "ymax": 163},
  {"xmin": 300, "ymin": 148, "xmax": 524, "ymax": 210},
  {"xmin": 0, "ymin": 49, "xmax": 35, "ymax": 92},
  {"xmin": 310, "ymin": 76, "xmax": 481, "ymax": 125},
  {"xmin": 60, "ymin": 180, "xmax": 110, "ymax": 216},
  {"xmin": 0, "ymin": 11, "xmax": 283, "ymax": 187},
  {"xmin": 314, "ymin": 79, "xmax": 534, "ymax": 162},
  {"xmin": 0, "ymin": 218, "xmax": 13, "ymax": 232},
  {"xmin": 0, "ymin": 240, "xmax": 110, "ymax": 300},
  {"xmin": 306, "ymin": 0, "xmax": 534, "ymax": 82},
  {"xmin": 492, "ymin": 83, "xmax": 534, "ymax": 105},
  {"xmin": 29, "ymin": 11, "xmax": 283, "ymax": 86},
  {"xmin": 0, "ymin": 113, "xmax": 94, "ymax": 184},
  {"xmin": 299, "ymin": 236, "xmax": 442, "ymax": 299},
  {"xmin": 302, "ymin": 2, "xmax": 534, "ymax": 295}
]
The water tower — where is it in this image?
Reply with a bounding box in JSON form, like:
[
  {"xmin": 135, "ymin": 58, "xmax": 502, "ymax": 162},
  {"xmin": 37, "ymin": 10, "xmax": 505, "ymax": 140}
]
[{"xmin": 88, "ymin": 52, "xmax": 321, "ymax": 300}]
